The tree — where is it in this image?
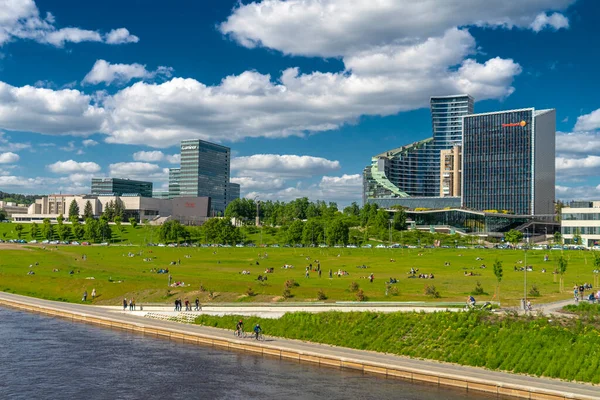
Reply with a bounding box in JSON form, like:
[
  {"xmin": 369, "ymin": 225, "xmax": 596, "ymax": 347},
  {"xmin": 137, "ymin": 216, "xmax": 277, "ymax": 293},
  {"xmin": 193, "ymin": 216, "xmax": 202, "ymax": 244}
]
[
  {"xmin": 326, "ymin": 218, "xmax": 349, "ymax": 246},
  {"xmin": 30, "ymin": 222, "xmax": 39, "ymax": 239},
  {"xmin": 302, "ymin": 219, "xmax": 324, "ymax": 246},
  {"xmin": 113, "ymin": 199, "xmax": 124, "ymax": 221},
  {"xmin": 57, "ymin": 224, "xmax": 71, "ymax": 241},
  {"xmin": 103, "ymin": 200, "xmax": 115, "ymax": 221},
  {"xmin": 129, "ymin": 217, "xmax": 138, "ymax": 228},
  {"xmin": 392, "ymin": 208, "xmax": 407, "ymax": 231},
  {"xmin": 85, "ymin": 218, "xmax": 100, "ymax": 242},
  {"xmin": 72, "ymin": 221, "xmax": 85, "ymax": 240},
  {"xmin": 286, "ymin": 220, "xmax": 304, "ymax": 244},
  {"xmin": 56, "ymin": 213, "xmax": 64, "ymax": 225},
  {"xmin": 158, "ymin": 220, "xmax": 187, "ymax": 243},
  {"xmin": 573, "ymin": 228, "xmax": 582, "ymax": 246},
  {"xmin": 68, "ymin": 200, "xmax": 80, "ymax": 221},
  {"xmin": 114, "ymin": 216, "xmax": 124, "ymax": 233},
  {"xmin": 0, "ymin": 208, "xmax": 7, "ymax": 221},
  {"xmin": 202, "ymin": 218, "xmax": 240, "ymax": 244},
  {"xmin": 83, "ymin": 201, "xmax": 94, "ymax": 219},
  {"xmin": 15, "ymin": 224, "xmax": 23, "ymax": 239},
  {"xmin": 98, "ymin": 217, "xmax": 112, "ymax": 242},
  {"xmin": 557, "ymin": 255, "xmax": 568, "ymax": 292},
  {"xmin": 505, "ymin": 229, "xmax": 523, "ymax": 248},
  {"xmin": 343, "ymin": 202, "xmax": 360, "ymax": 217},
  {"xmin": 594, "ymin": 253, "xmax": 600, "ymax": 288},
  {"xmin": 553, "ymin": 231, "xmax": 562, "ymax": 245},
  {"xmin": 41, "ymin": 220, "xmax": 53, "ymax": 240},
  {"xmin": 493, "ymin": 260, "xmax": 503, "ymax": 305}
]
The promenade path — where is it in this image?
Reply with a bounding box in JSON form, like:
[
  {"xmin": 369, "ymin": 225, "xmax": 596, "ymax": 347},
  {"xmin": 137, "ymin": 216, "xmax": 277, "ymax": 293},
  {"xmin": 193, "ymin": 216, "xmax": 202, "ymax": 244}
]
[{"xmin": 0, "ymin": 291, "xmax": 598, "ymax": 400}]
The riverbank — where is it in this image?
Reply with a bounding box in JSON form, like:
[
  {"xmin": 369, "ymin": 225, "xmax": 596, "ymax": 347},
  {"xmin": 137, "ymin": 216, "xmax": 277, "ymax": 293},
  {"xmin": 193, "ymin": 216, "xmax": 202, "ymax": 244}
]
[{"xmin": 0, "ymin": 292, "xmax": 597, "ymax": 400}]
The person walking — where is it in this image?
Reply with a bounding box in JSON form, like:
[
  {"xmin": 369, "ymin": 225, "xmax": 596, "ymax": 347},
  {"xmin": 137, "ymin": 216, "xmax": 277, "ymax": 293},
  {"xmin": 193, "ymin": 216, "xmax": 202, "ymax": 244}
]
[
  {"xmin": 123, "ymin": 298, "xmax": 127, "ymax": 310},
  {"xmin": 195, "ymin": 297, "xmax": 201, "ymax": 311},
  {"xmin": 329, "ymin": 269, "xmax": 332, "ymax": 279},
  {"xmin": 174, "ymin": 299, "xmax": 178, "ymax": 311},
  {"xmin": 82, "ymin": 290, "xmax": 87, "ymax": 302},
  {"xmin": 91, "ymin": 288, "xmax": 96, "ymax": 300},
  {"xmin": 129, "ymin": 298, "xmax": 133, "ymax": 311}
]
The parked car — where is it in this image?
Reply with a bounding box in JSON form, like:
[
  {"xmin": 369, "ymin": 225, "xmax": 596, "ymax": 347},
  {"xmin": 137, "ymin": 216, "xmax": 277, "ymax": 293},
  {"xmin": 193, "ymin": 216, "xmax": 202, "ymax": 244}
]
[
  {"xmin": 71, "ymin": 241, "xmax": 80, "ymax": 245},
  {"xmin": 82, "ymin": 241, "xmax": 90, "ymax": 246},
  {"xmin": 29, "ymin": 240, "xmax": 37, "ymax": 244},
  {"xmin": 361, "ymin": 244, "xmax": 372, "ymax": 248}
]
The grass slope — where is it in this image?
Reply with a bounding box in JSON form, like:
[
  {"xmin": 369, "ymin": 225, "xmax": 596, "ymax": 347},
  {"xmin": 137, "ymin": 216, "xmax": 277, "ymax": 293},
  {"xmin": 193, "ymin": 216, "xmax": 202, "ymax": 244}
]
[{"xmin": 193, "ymin": 311, "xmax": 600, "ymax": 384}]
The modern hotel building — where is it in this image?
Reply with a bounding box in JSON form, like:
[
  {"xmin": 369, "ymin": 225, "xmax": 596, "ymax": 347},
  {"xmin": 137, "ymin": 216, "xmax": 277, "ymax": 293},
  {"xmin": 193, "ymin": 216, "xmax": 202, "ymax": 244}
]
[
  {"xmin": 91, "ymin": 177, "xmax": 153, "ymax": 198},
  {"xmin": 461, "ymin": 108, "xmax": 556, "ymax": 216},
  {"xmin": 363, "ymin": 94, "xmax": 473, "ymax": 204}
]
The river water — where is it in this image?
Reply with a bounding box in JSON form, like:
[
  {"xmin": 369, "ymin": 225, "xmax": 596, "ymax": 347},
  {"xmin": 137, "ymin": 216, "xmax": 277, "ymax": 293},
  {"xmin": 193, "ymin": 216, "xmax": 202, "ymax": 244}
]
[{"xmin": 0, "ymin": 307, "xmax": 496, "ymax": 399}]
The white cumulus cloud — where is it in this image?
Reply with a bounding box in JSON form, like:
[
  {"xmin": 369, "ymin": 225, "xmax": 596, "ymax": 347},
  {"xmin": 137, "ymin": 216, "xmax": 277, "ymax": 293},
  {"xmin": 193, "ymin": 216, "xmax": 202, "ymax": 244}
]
[
  {"xmin": 574, "ymin": 108, "xmax": 600, "ymax": 132},
  {"xmin": 104, "ymin": 28, "xmax": 139, "ymax": 45},
  {"xmin": 82, "ymin": 139, "xmax": 98, "ymax": 147},
  {"xmin": 529, "ymin": 12, "xmax": 569, "ymax": 32},
  {"xmin": 47, "ymin": 160, "xmax": 101, "ymax": 174},
  {"xmin": 231, "ymin": 154, "xmax": 340, "ymax": 177},
  {"xmin": 108, "ymin": 162, "xmax": 169, "ymax": 182},
  {"xmin": 133, "ymin": 150, "xmax": 180, "ymax": 163},
  {"xmin": 0, "ymin": 151, "xmax": 19, "ymax": 163},
  {"xmin": 82, "ymin": 60, "xmax": 173, "ymax": 86},
  {"xmin": 0, "ymin": 0, "xmax": 138, "ymax": 47},
  {"xmin": 220, "ymin": 0, "xmax": 574, "ymax": 57}
]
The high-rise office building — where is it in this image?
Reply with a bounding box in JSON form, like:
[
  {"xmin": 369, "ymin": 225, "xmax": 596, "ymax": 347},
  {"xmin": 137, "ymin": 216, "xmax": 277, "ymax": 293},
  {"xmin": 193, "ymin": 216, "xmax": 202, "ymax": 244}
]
[
  {"xmin": 178, "ymin": 139, "xmax": 231, "ymax": 213},
  {"xmin": 168, "ymin": 168, "xmax": 180, "ymax": 198},
  {"xmin": 227, "ymin": 182, "xmax": 240, "ymax": 205},
  {"xmin": 363, "ymin": 94, "xmax": 473, "ymax": 203},
  {"xmin": 91, "ymin": 177, "xmax": 153, "ymax": 198},
  {"xmin": 440, "ymin": 145, "xmax": 461, "ymax": 197},
  {"xmin": 462, "ymin": 108, "xmax": 556, "ymax": 215}
]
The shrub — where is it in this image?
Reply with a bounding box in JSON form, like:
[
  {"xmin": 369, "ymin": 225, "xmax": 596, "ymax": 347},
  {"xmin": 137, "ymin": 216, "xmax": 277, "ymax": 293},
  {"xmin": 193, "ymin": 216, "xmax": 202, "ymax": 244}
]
[
  {"xmin": 199, "ymin": 284, "xmax": 206, "ymax": 292},
  {"xmin": 282, "ymin": 288, "xmax": 293, "ymax": 299},
  {"xmin": 246, "ymin": 286, "xmax": 255, "ymax": 297},
  {"xmin": 317, "ymin": 289, "xmax": 327, "ymax": 300},
  {"xmin": 424, "ymin": 285, "xmax": 440, "ymax": 298},
  {"xmin": 285, "ymin": 279, "xmax": 299, "ymax": 289},
  {"xmin": 471, "ymin": 281, "xmax": 485, "ymax": 295},
  {"xmin": 355, "ymin": 289, "xmax": 367, "ymax": 301},
  {"xmin": 208, "ymin": 290, "xmax": 215, "ymax": 300},
  {"xmin": 390, "ymin": 286, "xmax": 399, "ymax": 296},
  {"xmin": 529, "ymin": 285, "xmax": 541, "ymax": 297},
  {"xmin": 349, "ymin": 281, "xmax": 359, "ymax": 292}
]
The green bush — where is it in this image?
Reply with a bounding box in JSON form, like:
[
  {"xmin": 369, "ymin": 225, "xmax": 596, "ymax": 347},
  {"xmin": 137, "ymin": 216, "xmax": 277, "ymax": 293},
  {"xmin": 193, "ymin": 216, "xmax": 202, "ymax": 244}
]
[
  {"xmin": 355, "ymin": 289, "xmax": 367, "ymax": 301},
  {"xmin": 471, "ymin": 281, "xmax": 485, "ymax": 295},
  {"xmin": 284, "ymin": 279, "xmax": 299, "ymax": 289},
  {"xmin": 282, "ymin": 288, "xmax": 293, "ymax": 299},
  {"xmin": 246, "ymin": 286, "xmax": 255, "ymax": 297},
  {"xmin": 390, "ymin": 286, "xmax": 399, "ymax": 296},
  {"xmin": 349, "ymin": 281, "xmax": 359, "ymax": 292},
  {"xmin": 529, "ymin": 285, "xmax": 541, "ymax": 297},
  {"xmin": 317, "ymin": 289, "xmax": 327, "ymax": 300},
  {"xmin": 424, "ymin": 285, "xmax": 440, "ymax": 298}
]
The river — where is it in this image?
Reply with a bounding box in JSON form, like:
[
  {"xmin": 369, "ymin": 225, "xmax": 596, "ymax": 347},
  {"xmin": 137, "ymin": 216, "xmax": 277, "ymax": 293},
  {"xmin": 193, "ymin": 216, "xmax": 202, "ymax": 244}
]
[{"xmin": 0, "ymin": 307, "xmax": 498, "ymax": 399}]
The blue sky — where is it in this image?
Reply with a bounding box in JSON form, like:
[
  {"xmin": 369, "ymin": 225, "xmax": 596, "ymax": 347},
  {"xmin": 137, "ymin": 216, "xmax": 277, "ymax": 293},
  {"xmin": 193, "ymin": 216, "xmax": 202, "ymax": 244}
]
[{"xmin": 0, "ymin": 0, "xmax": 599, "ymax": 206}]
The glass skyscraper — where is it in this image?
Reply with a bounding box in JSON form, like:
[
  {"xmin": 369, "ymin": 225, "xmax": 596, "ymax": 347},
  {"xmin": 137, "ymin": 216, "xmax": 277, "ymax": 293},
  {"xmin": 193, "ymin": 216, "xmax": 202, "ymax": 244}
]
[
  {"xmin": 462, "ymin": 108, "xmax": 556, "ymax": 215},
  {"xmin": 178, "ymin": 139, "xmax": 231, "ymax": 214},
  {"xmin": 168, "ymin": 168, "xmax": 180, "ymax": 198},
  {"xmin": 363, "ymin": 94, "xmax": 473, "ymax": 202}
]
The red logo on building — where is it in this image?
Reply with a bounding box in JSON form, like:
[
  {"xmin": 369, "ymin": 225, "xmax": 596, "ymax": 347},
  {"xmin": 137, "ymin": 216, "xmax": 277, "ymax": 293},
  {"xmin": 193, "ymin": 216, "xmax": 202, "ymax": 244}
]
[
  {"xmin": 185, "ymin": 202, "xmax": 196, "ymax": 208},
  {"xmin": 501, "ymin": 120, "xmax": 527, "ymax": 127}
]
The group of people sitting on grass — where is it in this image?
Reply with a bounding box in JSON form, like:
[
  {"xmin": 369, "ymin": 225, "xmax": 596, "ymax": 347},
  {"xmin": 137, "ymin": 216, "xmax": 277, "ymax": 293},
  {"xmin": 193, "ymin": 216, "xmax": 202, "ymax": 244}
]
[
  {"xmin": 514, "ymin": 265, "xmax": 533, "ymax": 272},
  {"xmin": 281, "ymin": 264, "xmax": 294, "ymax": 269},
  {"xmin": 336, "ymin": 269, "xmax": 350, "ymax": 277},
  {"xmin": 240, "ymin": 270, "xmax": 251, "ymax": 275},
  {"xmin": 150, "ymin": 268, "xmax": 169, "ymax": 274}
]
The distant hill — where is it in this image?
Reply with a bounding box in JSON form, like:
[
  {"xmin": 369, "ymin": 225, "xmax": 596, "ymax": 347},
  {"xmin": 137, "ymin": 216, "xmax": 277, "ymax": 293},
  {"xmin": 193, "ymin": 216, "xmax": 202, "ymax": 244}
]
[{"xmin": 0, "ymin": 191, "xmax": 39, "ymax": 205}]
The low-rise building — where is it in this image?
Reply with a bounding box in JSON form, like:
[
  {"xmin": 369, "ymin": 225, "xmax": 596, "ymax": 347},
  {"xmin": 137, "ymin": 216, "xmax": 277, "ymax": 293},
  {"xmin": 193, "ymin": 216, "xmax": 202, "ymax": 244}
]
[
  {"xmin": 91, "ymin": 177, "xmax": 153, "ymax": 198},
  {"xmin": 12, "ymin": 195, "xmax": 210, "ymax": 225},
  {"xmin": 0, "ymin": 201, "xmax": 29, "ymax": 218},
  {"xmin": 561, "ymin": 201, "xmax": 600, "ymax": 247}
]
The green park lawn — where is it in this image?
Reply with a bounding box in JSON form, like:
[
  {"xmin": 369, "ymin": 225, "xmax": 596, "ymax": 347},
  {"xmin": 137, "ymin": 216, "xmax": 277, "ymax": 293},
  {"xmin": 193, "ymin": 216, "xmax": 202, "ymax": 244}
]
[{"xmin": 0, "ymin": 241, "xmax": 595, "ymax": 306}]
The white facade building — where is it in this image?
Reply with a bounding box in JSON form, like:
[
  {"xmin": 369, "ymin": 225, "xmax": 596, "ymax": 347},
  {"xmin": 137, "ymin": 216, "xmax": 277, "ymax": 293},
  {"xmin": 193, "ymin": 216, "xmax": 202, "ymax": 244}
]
[
  {"xmin": 12, "ymin": 194, "xmax": 211, "ymax": 225},
  {"xmin": 561, "ymin": 201, "xmax": 600, "ymax": 247}
]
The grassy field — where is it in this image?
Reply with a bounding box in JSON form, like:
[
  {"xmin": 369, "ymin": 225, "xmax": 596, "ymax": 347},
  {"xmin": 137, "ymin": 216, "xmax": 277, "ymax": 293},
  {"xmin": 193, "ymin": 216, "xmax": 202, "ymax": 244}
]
[{"xmin": 0, "ymin": 243, "xmax": 596, "ymax": 306}]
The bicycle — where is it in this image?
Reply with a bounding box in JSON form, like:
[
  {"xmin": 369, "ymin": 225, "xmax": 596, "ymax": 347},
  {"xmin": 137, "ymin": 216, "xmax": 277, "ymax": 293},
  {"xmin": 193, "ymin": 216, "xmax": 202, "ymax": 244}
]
[
  {"xmin": 254, "ymin": 332, "xmax": 264, "ymax": 341},
  {"xmin": 234, "ymin": 329, "xmax": 246, "ymax": 338}
]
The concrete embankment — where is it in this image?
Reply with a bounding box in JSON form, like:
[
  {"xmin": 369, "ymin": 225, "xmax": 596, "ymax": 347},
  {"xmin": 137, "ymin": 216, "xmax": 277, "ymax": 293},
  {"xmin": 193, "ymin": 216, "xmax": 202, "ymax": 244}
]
[{"xmin": 0, "ymin": 292, "xmax": 597, "ymax": 400}]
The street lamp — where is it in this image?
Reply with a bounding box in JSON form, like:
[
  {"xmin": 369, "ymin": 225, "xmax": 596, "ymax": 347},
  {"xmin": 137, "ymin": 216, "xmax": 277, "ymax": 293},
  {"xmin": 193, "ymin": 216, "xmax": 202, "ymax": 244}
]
[{"xmin": 524, "ymin": 228, "xmax": 529, "ymax": 310}]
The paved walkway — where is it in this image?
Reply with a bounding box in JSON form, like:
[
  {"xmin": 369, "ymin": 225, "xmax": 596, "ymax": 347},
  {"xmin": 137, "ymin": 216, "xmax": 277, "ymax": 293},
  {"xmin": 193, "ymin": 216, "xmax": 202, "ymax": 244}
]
[{"xmin": 0, "ymin": 291, "xmax": 597, "ymax": 400}]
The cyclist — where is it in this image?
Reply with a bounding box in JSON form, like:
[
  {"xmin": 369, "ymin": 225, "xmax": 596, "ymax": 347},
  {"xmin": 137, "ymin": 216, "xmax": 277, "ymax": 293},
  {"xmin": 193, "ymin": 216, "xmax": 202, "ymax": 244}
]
[
  {"xmin": 235, "ymin": 320, "xmax": 244, "ymax": 336},
  {"xmin": 466, "ymin": 295, "xmax": 476, "ymax": 309},
  {"xmin": 253, "ymin": 323, "xmax": 262, "ymax": 340}
]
